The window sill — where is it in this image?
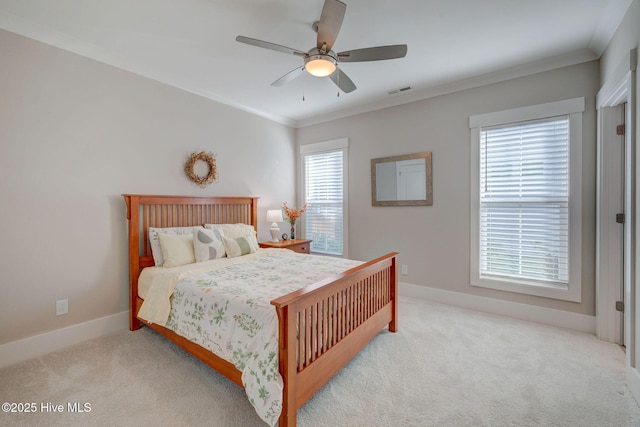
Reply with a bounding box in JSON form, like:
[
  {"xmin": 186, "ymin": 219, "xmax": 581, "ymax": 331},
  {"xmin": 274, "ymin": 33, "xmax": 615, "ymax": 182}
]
[{"xmin": 471, "ymin": 275, "xmax": 581, "ymax": 303}]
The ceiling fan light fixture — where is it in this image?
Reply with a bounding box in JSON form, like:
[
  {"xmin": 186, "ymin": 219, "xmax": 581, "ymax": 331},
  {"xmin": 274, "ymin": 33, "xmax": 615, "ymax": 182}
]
[
  {"xmin": 305, "ymin": 55, "xmax": 336, "ymax": 77},
  {"xmin": 236, "ymin": 0, "xmax": 407, "ymax": 93}
]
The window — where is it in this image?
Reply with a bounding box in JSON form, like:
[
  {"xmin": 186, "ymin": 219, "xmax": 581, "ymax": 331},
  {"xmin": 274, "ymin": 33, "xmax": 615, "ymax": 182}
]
[
  {"xmin": 300, "ymin": 138, "xmax": 348, "ymax": 256},
  {"xmin": 469, "ymin": 98, "xmax": 584, "ymax": 302}
]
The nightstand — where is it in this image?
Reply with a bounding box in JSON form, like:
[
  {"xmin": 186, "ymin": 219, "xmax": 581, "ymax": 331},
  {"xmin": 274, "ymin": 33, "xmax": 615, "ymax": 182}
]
[{"xmin": 259, "ymin": 239, "xmax": 312, "ymax": 254}]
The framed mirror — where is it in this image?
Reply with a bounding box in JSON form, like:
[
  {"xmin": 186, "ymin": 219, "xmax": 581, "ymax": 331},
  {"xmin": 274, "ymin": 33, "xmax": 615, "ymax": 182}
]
[{"xmin": 371, "ymin": 151, "xmax": 432, "ymax": 206}]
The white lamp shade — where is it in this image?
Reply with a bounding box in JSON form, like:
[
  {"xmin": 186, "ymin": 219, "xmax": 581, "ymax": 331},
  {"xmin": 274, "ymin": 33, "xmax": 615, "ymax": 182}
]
[
  {"xmin": 266, "ymin": 210, "xmax": 283, "ymax": 223},
  {"xmin": 266, "ymin": 210, "xmax": 283, "ymax": 242}
]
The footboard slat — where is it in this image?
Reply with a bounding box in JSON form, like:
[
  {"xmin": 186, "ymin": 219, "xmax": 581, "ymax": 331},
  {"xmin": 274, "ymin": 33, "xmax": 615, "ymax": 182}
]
[
  {"xmin": 303, "ymin": 307, "xmax": 313, "ymax": 366},
  {"xmin": 311, "ymin": 302, "xmax": 317, "ymax": 362},
  {"xmin": 331, "ymin": 294, "xmax": 337, "ymax": 347},
  {"xmin": 297, "ymin": 311, "xmax": 304, "ymax": 372}
]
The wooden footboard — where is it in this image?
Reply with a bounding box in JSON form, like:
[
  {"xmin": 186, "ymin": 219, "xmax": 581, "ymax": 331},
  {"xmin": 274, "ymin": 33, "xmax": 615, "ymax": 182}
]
[
  {"xmin": 133, "ymin": 252, "xmax": 398, "ymax": 427},
  {"xmin": 271, "ymin": 252, "xmax": 398, "ymax": 426}
]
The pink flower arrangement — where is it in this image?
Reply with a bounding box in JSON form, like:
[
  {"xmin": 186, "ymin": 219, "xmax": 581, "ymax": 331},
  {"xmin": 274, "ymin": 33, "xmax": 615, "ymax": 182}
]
[{"xmin": 282, "ymin": 202, "xmax": 307, "ymax": 224}]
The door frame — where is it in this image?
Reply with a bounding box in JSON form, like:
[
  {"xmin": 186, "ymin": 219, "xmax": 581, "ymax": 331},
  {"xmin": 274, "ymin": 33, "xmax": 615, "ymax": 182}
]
[{"xmin": 596, "ymin": 48, "xmax": 638, "ymax": 402}]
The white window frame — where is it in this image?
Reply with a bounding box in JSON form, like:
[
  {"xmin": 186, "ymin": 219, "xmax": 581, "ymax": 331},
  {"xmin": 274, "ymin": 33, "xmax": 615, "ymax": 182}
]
[
  {"xmin": 469, "ymin": 98, "xmax": 584, "ymax": 302},
  {"xmin": 299, "ymin": 138, "xmax": 349, "ymax": 257}
]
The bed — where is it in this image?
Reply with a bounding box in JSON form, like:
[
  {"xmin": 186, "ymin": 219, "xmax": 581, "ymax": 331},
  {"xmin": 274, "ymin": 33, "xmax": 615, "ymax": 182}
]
[{"xmin": 123, "ymin": 194, "xmax": 398, "ymax": 426}]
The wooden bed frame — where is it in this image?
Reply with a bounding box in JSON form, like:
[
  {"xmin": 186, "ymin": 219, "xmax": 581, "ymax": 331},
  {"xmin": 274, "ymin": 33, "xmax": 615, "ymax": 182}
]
[{"xmin": 123, "ymin": 194, "xmax": 398, "ymax": 426}]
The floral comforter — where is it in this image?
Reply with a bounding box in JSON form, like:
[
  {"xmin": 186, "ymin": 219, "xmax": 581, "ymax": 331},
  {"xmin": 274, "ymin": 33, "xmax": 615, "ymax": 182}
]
[{"xmin": 139, "ymin": 248, "xmax": 361, "ymax": 426}]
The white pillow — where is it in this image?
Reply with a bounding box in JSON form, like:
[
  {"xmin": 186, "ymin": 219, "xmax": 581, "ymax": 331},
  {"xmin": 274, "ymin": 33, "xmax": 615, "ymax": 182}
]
[
  {"xmin": 158, "ymin": 233, "xmax": 195, "ymax": 268},
  {"xmin": 222, "ymin": 233, "xmax": 259, "ymax": 258},
  {"xmin": 149, "ymin": 227, "xmax": 193, "ymax": 267},
  {"xmin": 205, "ymin": 223, "xmax": 256, "ymax": 239},
  {"xmin": 193, "ymin": 226, "xmax": 225, "ymax": 262}
]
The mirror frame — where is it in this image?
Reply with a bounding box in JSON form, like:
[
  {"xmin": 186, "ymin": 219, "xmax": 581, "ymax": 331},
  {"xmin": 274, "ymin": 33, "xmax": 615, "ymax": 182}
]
[{"xmin": 371, "ymin": 151, "xmax": 433, "ymax": 206}]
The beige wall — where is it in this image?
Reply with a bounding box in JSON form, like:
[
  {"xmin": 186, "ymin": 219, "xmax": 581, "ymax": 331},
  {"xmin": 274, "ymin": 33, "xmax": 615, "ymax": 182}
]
[
  {"xmin": 0, "ymin": 29, "xmax": 297, "ymax": 344},
  {"xmin": 2, "ymin": 8, "xmax": 621, "ymax": 346},
  {"xmin": 297, "ymin": 61, "xmax": 600, "ymax": 316}
]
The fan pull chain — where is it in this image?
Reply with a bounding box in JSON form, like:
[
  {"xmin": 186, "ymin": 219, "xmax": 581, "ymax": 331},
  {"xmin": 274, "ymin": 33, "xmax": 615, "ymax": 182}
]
[
  {"xmin": 337, "ymin": 70, "xmax": 340, "ymax": 98},
  {"xmin": 302, "ymin": 81, "xmax": 306, "ymax": 101}
]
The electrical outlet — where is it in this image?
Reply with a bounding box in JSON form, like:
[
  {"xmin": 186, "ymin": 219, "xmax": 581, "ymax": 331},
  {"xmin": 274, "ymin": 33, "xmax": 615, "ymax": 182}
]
[
  {"xmin": 401, "ymin": 264, "xmax": 408, "ymax": 275},
  {"xmin": 56, "ymin": 299, "xmax": 68, "ymax": 316}
]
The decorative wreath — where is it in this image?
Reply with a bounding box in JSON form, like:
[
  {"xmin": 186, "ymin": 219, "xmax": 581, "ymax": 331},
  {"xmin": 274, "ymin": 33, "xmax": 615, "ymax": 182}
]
[{"xmin": 185, "ymin": 151, "xmax": 217, "ymax": 188}]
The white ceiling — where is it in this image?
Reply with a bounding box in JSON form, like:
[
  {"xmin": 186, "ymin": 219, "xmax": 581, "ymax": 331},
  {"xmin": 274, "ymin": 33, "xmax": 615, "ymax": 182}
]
[{"xmin": 0, "ymin": 0, "xmax": 633, "ymax": 127}]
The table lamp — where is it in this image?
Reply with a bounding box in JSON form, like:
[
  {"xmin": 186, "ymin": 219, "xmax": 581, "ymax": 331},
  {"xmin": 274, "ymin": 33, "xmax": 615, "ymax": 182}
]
[{"xmin": 266, "ymin": 210, "xmax": 284, "ymax": 242}]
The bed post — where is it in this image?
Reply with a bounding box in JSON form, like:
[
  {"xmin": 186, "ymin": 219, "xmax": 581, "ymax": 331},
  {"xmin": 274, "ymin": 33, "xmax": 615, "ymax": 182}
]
[
  {"xmin": 275, "ymin": 302, "xmax": 297, "ymax": 427},
  {"xmin": 389, "ymin": 254, "xmax": 398, "ymax": 332},
  {"xmin": 123, "ymin": 194, "xmax": 141, "ymax": 331},
  {"xmin": 250, "ymin": 198, "xmax": 259, "ymax": 233}
]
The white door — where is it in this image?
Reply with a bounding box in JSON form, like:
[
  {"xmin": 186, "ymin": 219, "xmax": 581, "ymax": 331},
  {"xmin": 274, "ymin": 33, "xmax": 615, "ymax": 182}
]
[{"xmin": 597, "ymin": 103, "xmax": 627, "ymax": 345}]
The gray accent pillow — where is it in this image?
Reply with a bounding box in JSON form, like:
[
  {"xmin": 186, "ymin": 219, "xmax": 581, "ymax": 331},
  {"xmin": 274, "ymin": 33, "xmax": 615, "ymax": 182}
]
[{"xmin": 193, "ymin": 227, "xmax": 226, "ymax": 262}]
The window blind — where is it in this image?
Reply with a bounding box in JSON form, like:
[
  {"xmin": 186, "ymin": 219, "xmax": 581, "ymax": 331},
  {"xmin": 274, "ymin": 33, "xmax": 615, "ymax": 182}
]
[
  {"xmin": 304, "ymin": 150, "xmax": 344, "ymax": 255},
  {"xmin": 479, "ymin": 116, "xmax": 569, "ymax": 284}
]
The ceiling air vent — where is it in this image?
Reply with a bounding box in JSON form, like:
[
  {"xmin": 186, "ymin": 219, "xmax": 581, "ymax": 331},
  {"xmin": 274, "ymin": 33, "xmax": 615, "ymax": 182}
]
[{"xmin": 387, "ymin": 86, "xmax": 412, "ymax": 95}]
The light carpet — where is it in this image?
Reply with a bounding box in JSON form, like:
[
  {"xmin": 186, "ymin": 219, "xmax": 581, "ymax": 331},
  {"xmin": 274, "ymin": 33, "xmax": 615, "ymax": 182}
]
[{"xmin": 1, "ymin": 296, "xmax": 639, "ymax": 426}]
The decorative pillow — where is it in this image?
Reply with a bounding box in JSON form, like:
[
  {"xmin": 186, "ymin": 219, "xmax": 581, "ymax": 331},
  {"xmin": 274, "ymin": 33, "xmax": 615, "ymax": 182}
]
[
  {"xmin": 222, "ymin": 233, "xmax": 259, "ymax": 258},
  {"xmin": 205, "ymin": 223, "xmax": 257, "ymax": 239},
  {"xmin": 193, "ymin": 226, "xmax": 225, "ymax": 262},
  {"xmin": 149, "ymin": 227, "xmax": 194, "ymax": 267},
  {"xmin": 158, "ymin": 233, "xmax": 195, "ymax": 268}
]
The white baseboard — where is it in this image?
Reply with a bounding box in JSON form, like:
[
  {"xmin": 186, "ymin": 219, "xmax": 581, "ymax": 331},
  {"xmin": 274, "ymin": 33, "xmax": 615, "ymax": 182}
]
[
  {"xmin": 400, "ymin": 282, "xmax": 596, "ymax": 334},
  {"xmin": 1, "ymin": 286, "xmax": 598, "ymax": 369},
  {"xmin": 0, "ymin": 311, "xmax": 130, "ymax": 369}
]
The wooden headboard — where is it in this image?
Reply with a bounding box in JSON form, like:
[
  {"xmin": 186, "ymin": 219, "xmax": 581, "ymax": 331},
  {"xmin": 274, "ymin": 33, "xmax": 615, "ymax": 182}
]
[{"xmin": 122, "ymin": 194, "xmax": 259, "ymax": 329}]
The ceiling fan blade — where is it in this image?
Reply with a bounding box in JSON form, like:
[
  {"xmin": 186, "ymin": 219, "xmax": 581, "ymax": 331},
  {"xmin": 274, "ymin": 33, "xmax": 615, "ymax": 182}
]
[
  {"xmin": 236, "ymin": 35, "xmax": 306, "ymax": 57},
  {"xmin": 271, "ymin": 66, "xmax": 306, "ymax": 87},
  {"xmin": 329, "ymin": 67, "xmax": 356, "ymax": 93},
  {"xmin": 337, "ymin": 45, "xmax": 408, "ymax": 62},
  {"xmin": 317, "ymin": 0, "xmax": 346, "ymax": 51}
]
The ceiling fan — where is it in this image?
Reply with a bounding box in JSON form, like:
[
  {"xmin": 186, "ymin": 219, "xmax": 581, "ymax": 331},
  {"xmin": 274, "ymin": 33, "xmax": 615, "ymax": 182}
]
[{"xmin": 236, "ymin": 0, "xmax": 407, "ymax": 94}]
